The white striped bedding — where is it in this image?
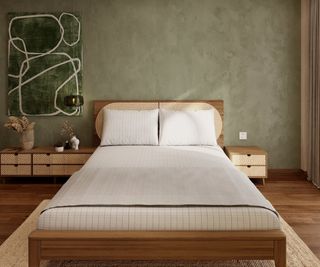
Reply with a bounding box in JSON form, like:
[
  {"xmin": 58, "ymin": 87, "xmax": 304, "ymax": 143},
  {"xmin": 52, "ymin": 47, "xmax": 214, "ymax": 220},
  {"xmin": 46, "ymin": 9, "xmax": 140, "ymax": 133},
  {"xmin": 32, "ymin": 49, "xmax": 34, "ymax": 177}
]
[
  {"xmin": 38, "ymin": 206, "xmax": 279, "ymax": 231},
  {"xmin": 38, "ymin": 146, "xmax": 280, "ymax": 231}
]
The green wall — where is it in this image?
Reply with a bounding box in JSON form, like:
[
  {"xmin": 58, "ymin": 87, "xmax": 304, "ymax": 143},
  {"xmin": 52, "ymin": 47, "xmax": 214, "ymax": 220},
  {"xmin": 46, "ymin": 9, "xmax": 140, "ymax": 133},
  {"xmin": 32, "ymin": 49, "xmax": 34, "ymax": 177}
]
[{"xmin": 0, "ymin": 0, "xmax": 301, "ymax": 168}]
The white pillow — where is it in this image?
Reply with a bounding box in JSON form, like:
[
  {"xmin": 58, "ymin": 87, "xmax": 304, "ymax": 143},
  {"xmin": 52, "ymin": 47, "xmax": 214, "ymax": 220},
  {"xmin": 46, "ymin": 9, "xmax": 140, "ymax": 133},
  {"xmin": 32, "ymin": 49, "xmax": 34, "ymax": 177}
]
[
  {"xmin": 159, "ymin": 109, "xmax": 217, "ymax": 146},
  {"xmin": 100, "ymin": 109, "xmax": 159, "ymax": 145}
]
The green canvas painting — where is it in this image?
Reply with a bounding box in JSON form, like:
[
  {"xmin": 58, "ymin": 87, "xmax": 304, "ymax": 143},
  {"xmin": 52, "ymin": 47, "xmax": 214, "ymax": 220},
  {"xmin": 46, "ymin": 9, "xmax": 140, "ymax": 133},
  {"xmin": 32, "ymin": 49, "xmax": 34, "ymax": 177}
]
[{"xmin": 8, "ymin": 12, "xmax": 82, "ymax": 116}]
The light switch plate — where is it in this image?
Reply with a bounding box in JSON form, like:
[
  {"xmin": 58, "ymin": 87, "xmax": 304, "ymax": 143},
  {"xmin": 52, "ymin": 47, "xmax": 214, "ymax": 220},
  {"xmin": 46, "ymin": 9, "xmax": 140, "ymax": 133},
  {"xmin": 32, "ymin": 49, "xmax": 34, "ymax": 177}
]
[{"xmin": 239, "ymin": 132, "xmax": 247, "ymax": 140}]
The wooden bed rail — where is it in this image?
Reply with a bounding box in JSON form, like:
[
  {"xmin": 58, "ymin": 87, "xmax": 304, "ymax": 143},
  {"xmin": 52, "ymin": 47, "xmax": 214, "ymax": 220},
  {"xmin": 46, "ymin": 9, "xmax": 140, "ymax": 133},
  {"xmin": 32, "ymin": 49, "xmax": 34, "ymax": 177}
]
[{"xmin": 29, "ymin": 230, "xmax": 286, "ymax": 267}]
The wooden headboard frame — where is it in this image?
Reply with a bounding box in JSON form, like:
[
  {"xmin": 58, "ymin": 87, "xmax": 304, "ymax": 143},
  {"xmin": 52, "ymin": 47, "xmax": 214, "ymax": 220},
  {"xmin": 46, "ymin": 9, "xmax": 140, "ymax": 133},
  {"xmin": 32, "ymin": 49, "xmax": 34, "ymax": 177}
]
[{"xmin": 93, "ymin": 100, "xmax": 224, "ymax": 147}]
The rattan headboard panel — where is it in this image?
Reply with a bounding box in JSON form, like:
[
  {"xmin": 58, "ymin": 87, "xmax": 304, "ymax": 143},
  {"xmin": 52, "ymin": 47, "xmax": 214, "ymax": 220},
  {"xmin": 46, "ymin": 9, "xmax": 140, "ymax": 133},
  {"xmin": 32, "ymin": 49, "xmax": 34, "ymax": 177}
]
[{"xmin": 93, "ymin": 100, "xmax": 224, "ymax": 147}]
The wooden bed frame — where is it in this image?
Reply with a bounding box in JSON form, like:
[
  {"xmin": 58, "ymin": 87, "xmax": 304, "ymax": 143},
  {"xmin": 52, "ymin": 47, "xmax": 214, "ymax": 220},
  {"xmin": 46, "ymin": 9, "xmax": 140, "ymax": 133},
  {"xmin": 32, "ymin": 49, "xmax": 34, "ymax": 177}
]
[{"xmin": 28, "ymin": 100, "xmax": 286, "ymax": 267}]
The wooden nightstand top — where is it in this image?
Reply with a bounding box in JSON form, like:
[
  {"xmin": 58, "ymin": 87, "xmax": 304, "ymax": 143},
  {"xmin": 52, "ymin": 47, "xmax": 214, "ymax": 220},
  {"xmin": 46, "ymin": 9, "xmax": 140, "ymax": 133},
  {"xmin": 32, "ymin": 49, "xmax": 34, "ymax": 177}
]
[
  {"xmin": 1, "ymin": 147, "xmax": 96, "ymax": 154},
  {"xmin": 224, "ymin": 146, "xmax": 267, "ymax": 155}
]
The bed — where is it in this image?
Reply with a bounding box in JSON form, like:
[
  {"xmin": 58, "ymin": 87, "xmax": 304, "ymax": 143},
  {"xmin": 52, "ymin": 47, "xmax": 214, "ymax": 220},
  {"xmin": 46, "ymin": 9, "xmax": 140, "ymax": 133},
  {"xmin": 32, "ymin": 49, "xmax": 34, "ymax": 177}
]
[{"xmin": 28, "ymin": 100, "xmax": 286, "ymax": 267}]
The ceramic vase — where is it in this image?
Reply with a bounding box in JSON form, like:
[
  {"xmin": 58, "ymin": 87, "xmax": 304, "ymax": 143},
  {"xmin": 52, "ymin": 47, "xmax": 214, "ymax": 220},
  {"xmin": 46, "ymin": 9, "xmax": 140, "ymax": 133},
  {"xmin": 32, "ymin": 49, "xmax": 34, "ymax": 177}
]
[
  {"xmin": 55, "ymin": 146, "xmax": 64, "ymax": 152},
  {"xmin": 70, "ymin": 136, "xmax": 80, "ymax": 150},
  {"xmin": 21, "ymin": 128, "xmax": 34, "ymax": 150}
]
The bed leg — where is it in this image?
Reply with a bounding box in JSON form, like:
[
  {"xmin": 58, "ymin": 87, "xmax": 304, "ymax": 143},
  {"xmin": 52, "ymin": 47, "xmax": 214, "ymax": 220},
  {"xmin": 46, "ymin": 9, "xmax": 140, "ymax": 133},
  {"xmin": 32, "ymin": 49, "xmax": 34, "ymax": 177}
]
[
  {"xmin": 274, "ymin": 239, "xmax": 286, "ymax": 267},
  {"xmin": 29, "ymin": 238, "xmax": 41, "ymax": 267}
]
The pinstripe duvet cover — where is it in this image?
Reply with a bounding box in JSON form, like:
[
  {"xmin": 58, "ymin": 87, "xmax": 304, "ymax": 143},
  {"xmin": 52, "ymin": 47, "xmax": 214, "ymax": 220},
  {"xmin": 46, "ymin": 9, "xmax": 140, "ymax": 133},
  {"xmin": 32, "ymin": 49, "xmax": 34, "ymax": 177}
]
[{"xmin": 38, "ymin": 146, "xmax": 280, "ymax": 230}]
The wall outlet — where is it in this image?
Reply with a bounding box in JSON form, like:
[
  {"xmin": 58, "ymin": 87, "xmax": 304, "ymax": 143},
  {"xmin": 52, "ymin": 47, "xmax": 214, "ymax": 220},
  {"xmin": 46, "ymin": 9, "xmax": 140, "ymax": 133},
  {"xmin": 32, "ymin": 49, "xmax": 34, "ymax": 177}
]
[{"xmin": 239, "ymin": 132, "xmax": 247, "ymax": 140}]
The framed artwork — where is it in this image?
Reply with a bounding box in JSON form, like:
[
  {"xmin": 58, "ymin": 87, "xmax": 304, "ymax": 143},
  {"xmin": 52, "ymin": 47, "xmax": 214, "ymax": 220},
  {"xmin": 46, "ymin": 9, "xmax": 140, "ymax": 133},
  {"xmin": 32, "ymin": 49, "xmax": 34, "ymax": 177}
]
[{"xmin": 7, "ymin": 12, "xmax": 82, "ymax": 116}]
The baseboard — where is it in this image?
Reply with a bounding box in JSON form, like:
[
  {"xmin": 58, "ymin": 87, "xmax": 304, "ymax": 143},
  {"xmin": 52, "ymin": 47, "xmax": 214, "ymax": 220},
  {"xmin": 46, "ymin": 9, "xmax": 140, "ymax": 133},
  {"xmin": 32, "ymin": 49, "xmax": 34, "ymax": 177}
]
[
  {"xmin": 268, "ymin": 169, "xmax": 308, "ymax": 181},
  {"xmin": 0, "ymin": 176, "xmax": 68, "ymax": 184}
]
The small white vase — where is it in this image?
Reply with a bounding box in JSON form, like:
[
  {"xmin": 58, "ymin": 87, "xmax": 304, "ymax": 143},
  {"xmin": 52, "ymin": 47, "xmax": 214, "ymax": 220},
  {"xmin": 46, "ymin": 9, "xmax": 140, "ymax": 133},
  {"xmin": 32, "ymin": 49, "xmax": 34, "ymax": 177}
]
[{"xmin": 70, "ymin": 136, "xmax": 80, "ymax": 150}]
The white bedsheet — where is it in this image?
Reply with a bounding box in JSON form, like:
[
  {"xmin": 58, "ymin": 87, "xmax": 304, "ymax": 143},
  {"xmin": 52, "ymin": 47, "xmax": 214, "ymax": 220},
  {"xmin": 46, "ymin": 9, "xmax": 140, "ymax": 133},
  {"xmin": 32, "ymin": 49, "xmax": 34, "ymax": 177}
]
[{"xmin": 38, "ymin": 146, "xmax": 280, "ymax": 231}]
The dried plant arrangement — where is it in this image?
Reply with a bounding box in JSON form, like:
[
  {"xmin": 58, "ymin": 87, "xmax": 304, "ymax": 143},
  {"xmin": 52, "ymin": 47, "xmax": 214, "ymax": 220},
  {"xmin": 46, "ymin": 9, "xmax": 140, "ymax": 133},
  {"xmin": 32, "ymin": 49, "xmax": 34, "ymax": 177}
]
[
  {"xmin": 4, "ymin": 116, "xmax": 35, "ymax": 133},
  {"xmin": 60, "ymin": 121, "xmax": 75, "ymax": 139}
]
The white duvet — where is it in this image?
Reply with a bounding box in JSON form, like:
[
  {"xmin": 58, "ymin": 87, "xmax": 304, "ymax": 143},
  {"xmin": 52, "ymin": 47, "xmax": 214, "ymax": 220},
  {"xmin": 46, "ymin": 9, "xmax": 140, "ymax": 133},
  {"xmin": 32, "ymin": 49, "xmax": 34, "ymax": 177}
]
[{"xmin": 42, "ymin": 146, "xmax": 276, "ymax": 214}]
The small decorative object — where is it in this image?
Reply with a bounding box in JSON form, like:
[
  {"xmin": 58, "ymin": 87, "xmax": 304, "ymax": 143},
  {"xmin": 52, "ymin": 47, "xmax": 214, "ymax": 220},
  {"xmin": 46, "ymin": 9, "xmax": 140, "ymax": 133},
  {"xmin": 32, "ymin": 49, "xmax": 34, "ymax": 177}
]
[
  {"xmin": 64, "ymin": 95, "xmax": 84, "ymax": 107},
  {"xmin": 64, "ymin": 140, "xmax": 71, "ymax": 150},
  {"xmin": 4, "ymin": 116, "xmax": 35, "ymax": 150},
  {"xmin": 70, "ymin": 136, "xmax": 80, "ymax": 150},
  {"xmin": 64, "ymin": 95, "xmax": 84, "ymax": 114},
  {"xmin": 60, "ymin": 121, "xmax": 76, "ymax": 150},
  {"xmin": 54, "ymin": 142, "xmax": 64, "ymax": 152}
]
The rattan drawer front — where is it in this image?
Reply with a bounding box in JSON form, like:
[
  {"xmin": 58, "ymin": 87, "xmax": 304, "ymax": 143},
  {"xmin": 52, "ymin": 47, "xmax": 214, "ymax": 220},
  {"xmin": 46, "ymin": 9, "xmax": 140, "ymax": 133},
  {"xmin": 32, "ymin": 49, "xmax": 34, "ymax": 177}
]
[
  {"xmin": 33, "ymin": 154, "xmax": 51, "ymax": 164},
  {"xmin": 236, "ymin": 166, "xmax": 266, "ymax": 178},
  {"xmin": 33, "ymin": 165, "xmax": 51, "ymax": 176},
  {"xmin": 33, "ymin": 154, "xmax": 90, "ymax": 164},
  {"xmin": 1, "ymin": 154, "xmax": 31, "ymax": 164},
  {"xmin": 33, "ymin": 165, "xmax": 83, "ymax": 176},
  {"xmin": 1, "ymin": 165, "xmax": 31, "ymax": 176},
  {"xmin": 230, "ymin": 154, "xmax": 266, "ymax": 165}
]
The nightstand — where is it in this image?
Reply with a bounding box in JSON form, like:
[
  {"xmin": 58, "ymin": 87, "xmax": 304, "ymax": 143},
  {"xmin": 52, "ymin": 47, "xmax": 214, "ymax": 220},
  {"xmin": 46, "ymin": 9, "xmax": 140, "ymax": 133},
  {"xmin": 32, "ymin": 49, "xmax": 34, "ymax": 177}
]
[
  {"xmin": 0, "ymin": 147, "xmax": 96, "ymax": 182},
  {"xmin": 224, "ymin": 146, "xmax": 268, "ymax": 185}
]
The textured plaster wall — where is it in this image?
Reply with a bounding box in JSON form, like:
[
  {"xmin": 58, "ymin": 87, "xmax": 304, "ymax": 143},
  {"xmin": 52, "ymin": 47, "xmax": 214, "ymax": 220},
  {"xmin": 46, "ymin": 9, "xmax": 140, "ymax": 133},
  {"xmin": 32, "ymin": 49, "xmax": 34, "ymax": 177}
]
[{"xmin": 0, "ymin": 0, "xmax": 300, "ymax": 168}]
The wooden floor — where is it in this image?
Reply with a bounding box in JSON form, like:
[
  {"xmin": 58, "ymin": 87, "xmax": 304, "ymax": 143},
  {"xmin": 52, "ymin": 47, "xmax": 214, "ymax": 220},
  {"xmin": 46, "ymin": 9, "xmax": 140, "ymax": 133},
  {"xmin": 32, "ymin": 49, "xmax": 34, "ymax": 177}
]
[
  {"xmin": 257, "ymin": 177, "xmax": 320, "ymax": 259},
  {"xmin": 0, "ymin": 176, "xmax": 319, "ymax": 259}
]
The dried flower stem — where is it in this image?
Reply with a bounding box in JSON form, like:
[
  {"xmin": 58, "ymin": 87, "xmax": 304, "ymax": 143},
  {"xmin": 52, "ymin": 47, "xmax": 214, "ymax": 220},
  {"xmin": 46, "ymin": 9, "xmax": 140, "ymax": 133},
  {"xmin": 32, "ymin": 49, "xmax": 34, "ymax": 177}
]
[{"xmin": 60, "ymin": 121, "xmax": 75, "ymax": 139}]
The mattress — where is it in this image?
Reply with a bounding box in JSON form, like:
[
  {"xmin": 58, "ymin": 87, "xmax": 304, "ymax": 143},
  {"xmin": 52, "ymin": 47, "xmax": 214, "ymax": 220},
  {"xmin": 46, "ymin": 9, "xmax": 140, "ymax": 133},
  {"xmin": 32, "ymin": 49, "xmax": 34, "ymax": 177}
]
[
  {"xmin": 38, "ymin": 206, "xmax": 279, "ymax": 231},
  {"xmin": 38, "ymin": 146, "xmax": 280, "ymax": 231}
]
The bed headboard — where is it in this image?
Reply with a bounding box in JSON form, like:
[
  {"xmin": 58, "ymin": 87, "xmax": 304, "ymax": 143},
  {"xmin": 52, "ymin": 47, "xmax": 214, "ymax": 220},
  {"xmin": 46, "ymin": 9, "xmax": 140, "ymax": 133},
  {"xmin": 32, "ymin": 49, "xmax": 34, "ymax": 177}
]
[{"xmin": 93, "ymin": 100, "xmax": 224, "ymax": 147}]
